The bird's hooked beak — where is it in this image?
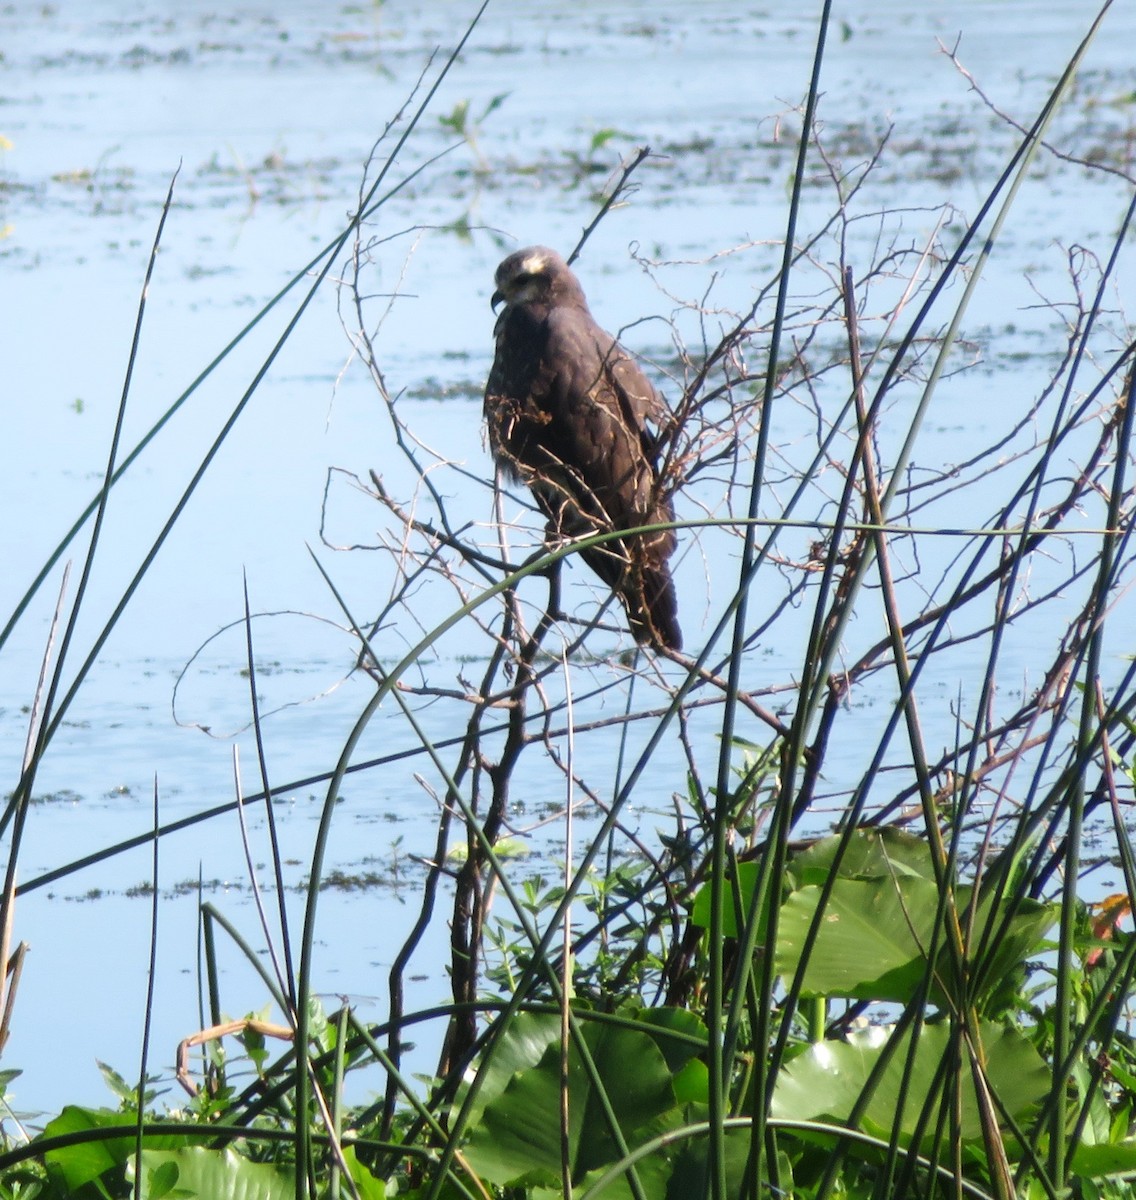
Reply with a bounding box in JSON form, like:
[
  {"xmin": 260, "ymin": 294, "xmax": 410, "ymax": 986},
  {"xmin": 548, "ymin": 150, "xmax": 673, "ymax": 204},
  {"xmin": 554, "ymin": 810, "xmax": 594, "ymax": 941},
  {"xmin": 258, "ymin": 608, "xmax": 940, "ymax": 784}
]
[{"xmin": 490, "ymin": 288, "xmax": 505, "ymax": 312}]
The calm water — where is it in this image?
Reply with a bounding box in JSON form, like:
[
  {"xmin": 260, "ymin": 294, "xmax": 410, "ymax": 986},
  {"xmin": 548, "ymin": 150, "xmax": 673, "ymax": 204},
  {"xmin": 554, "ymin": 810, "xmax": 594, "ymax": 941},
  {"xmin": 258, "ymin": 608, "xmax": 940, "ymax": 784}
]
[{"xmin": 2, "ymin": 0, "xmax": 1135, "ymax": 1117}]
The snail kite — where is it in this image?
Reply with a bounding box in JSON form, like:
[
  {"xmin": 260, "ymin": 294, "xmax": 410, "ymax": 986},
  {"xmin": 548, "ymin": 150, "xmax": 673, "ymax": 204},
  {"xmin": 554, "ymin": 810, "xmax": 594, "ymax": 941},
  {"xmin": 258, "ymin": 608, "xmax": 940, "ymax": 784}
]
[{"xmin": 484, "ymin": 246, "xmax": 681, "ymax": 650}]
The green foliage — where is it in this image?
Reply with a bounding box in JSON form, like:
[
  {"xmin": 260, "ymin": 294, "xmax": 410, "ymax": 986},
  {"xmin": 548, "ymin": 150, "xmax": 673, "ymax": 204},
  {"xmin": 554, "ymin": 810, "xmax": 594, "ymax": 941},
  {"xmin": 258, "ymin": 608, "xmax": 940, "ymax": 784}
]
[
  {"xmin": 563, "ymin": 127, "xmax": 636, "ymax": 185},
  {"xmin": 438, "ymin": 92, "xmax": 509, "ymax": 171},
  {"xmin": 464, "ymin": 1021, "xmax": 683, "ymax": 1190},
  {"xmin": 95, "ymin": 1063, "xmax": 166, "ymax": 1114},
  {"xmin": 127, "ymin": 1148, "xmax": 295, "ymax": 1200},
  {"xmin": 42, "ymin": 1107, "xmax": 136, "ymax": 1196},
  {"xmin": 771, "ymin": 1021, "xmax": 1049, "ymax": 1143},
  {"xmin": 776, "ymin": 874, "xmax": 1055, "ymax": 1011},
  {"xmin": 458, "ymin": 1008, "xmax": 707, "ymax": 1196}
]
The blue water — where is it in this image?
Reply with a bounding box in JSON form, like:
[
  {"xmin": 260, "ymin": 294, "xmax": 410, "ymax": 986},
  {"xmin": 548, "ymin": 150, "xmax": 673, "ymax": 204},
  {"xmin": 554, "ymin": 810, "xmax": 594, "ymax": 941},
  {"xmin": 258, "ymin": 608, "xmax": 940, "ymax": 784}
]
[{"xmin": 1, "ymin": 0, "xmax": 1134, "ymax": 1119}]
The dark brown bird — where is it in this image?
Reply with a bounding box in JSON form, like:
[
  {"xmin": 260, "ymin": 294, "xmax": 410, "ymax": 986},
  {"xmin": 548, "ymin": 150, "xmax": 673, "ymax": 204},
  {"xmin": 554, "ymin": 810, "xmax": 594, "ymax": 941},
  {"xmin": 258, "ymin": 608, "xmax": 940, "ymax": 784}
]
[{"xmin": 484, "ymin": 246, "xmax": 681, "ymax": 650}]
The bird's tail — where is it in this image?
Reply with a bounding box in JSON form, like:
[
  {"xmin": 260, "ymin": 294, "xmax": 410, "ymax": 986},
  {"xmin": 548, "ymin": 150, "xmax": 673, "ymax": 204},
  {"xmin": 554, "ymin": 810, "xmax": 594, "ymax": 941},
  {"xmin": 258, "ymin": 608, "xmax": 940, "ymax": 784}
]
[
  {"xmin": 558, "ymin": 488, "xmax": 682, "ymax": 651},
  {"xmin": 629, "ymin": 561, "xmax": 682, "ymax": 652},
  {"xmin": 585, "ymin": 526, "xmax": 681, "ymax": 652}
]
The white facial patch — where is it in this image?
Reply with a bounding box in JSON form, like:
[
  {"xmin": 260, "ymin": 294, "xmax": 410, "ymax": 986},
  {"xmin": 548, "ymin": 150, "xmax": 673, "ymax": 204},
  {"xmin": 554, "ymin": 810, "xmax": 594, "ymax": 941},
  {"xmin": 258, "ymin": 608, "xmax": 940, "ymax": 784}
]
[{"xmin": 519, "ymin": 251, "xmax": 549, "ymax": 276}]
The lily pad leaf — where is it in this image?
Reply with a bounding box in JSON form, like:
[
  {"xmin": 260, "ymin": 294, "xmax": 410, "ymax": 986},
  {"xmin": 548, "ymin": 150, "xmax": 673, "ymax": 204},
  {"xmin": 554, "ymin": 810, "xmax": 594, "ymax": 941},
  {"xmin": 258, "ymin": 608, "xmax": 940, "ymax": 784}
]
[
  {"xmin": 788, "ymin": 828, "xmax": 936, "ymax": 887},
  {"xmin": 775, "ymin": 875, "xmax": 1053, "ymax": 1007},
  {"xmin": 464, "ymin": 1022, "xmax": 679, "ymax": 1188},
  {"xmin": 129, "ymin": 1147, "xmax": 295, "ymax": 1200},
  {"xmin": 772, "ymin": 1020, "xmax": 1047, "ymax": 1144}
]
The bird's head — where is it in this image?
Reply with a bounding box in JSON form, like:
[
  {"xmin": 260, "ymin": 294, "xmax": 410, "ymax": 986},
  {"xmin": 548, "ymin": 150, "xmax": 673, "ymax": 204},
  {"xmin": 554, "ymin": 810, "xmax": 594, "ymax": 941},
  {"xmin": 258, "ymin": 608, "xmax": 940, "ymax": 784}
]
[{"xmin": 491, "ymin": 246, "xmax": 580, "ymax": 312}]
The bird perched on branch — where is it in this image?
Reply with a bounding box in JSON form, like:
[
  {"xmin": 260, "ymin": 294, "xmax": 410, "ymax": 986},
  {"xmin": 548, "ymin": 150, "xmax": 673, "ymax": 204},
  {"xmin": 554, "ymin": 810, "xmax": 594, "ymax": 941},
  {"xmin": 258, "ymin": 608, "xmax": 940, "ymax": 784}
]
[{"xmin": 484, "ymin": 246, "xmax": 682, "ymax": 651}]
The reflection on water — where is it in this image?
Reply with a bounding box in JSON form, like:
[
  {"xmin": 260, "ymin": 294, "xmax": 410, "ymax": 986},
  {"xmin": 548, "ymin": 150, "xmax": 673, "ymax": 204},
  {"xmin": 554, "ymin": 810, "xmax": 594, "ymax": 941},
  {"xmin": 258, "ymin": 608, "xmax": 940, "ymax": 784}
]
[{"xmin": 1, "ymin": 0, "xmax": 1134, "ymax": 1116}]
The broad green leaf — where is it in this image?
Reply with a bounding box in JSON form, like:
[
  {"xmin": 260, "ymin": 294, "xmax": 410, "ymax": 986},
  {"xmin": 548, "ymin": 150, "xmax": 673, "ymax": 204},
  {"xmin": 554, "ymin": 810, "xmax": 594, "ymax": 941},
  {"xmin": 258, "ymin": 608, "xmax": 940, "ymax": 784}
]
[
  {"xmin": 775, "ymin": 876, "xmax": 935, "ymax": 1001},
  {"xmin": 788, "ymin": 828, "xmax": 936, "ymax": 887},
  {"xmin": 43, "ymin": 1106, "xmax": 212, "ymax": 1195},
  {"xmin": 672, "ymin": 1059, "xmax": 708, "ymax": 1105},
  {"xmin": 966, "ymin": 891, "xmax": 1055, "ymax": 1006},
  {"xmin": 464, "ymin": 1023, "xmax": 679, "ymax": 1187},
  {"xmin": 688, "ymin": 829, "xmax": 938, "ymax": 944},
  {"xmin": 629, "ymin": 1008, "xmax": 708, "ymax": 1074},
  {"xmin": 131, "ymin": 1147, "xmax": 294, "ymax": 1200},
  {"xmin": 689, "ymin": 862, "xmax": 773, "ymax": 939},
  {"xmin": 342, "ymin": 1145, "xmax": 388, "ymax": 1199},
  {"xmin": 1071, "ymin": 1140, "xmax": 1136, "ymax": 1179},
  {"xmin": 775, "ymin": 875, "xmax": 1054, "ymax": 1007},
  {"xmin": 663, "ymin": 1117, "xmax": 767, "ymax": 1200},
  {"xmin": 459, "ymin": 1008, "xmax": 705, "ymax": 1138},
  {"xmin": 1071, "ymin": 1058, "xmax": 1114, "ymax": 1147},
  {"xmin": 771, "ymin": 1020, "xmax": 1047, "ymax": 1143},
  {"xmin": 144, "ymin": 1159, "xmax": 179, "ymax": 1199},
  {"xmin": 565, "ymin": 1108, "xmax": 685, "ymax": 1200},
  {"xmin": 455, "ymin": 1010, "xmax": 561, "ymax": 1130},
  {"xmin": 43, "ymin": 1107, "xmax": 134, "ymax": 1191}
]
